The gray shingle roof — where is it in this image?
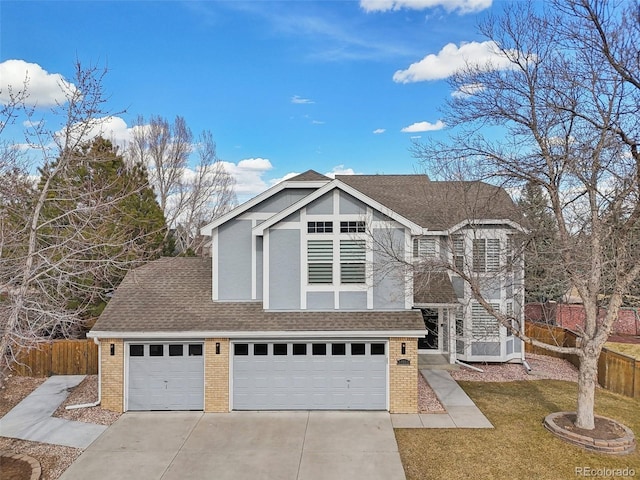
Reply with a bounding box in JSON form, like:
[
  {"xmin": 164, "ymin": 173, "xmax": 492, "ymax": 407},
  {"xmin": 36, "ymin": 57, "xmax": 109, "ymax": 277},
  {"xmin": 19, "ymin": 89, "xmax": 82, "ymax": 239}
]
[
  {"xmin": 91, "ymin": 257, "xmax": 424, "ymax": 334},
  {"xmin": 413, "ymin": 271, "xmax": 458, "ymax": 305},
  {"xmin": 337, "ymin": 174, "xmax": 522, "ymax": 231},
  {"xmin": 288, "ymin": 170, "xmax": 330, "ymax": 182}
]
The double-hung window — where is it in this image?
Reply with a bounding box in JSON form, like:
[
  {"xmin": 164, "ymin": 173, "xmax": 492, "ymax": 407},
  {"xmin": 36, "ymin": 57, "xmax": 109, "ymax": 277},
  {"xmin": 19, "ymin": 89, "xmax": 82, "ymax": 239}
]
[
  {"xmin": 308, "ymin": 240, "xmax": 333, "ymax": 284},
  {"xmin": 472, "ymin": 238, "xmax": 500, "ymax": 273},
  {"xmin": 340, "ymin": 240, "xmax": 365, "ymax": 283}
]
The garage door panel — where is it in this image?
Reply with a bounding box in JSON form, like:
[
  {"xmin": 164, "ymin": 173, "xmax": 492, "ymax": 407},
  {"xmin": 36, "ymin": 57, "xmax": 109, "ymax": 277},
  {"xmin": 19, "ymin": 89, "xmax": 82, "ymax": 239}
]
[
  {"xmin": 127, "ymin": 342, "xmax": 204, "ymax": 411},
  {"xmin": 233, "ymin": 341, "xmax": 387, "ymax": 410}
]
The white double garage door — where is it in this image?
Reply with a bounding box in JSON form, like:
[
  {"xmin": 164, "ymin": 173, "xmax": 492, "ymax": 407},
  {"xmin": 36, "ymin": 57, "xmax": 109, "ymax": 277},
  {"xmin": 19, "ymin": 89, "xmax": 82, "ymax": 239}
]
[{"xmin": 126, "ymin": 340, "xmax": 387, "ymax": 411}]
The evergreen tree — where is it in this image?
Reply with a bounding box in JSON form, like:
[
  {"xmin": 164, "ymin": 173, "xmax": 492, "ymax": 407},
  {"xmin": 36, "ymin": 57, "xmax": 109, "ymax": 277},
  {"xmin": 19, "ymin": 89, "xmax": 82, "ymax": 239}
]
[
  {"xmin": 38, "ymin": 137, "xmax": 167, "ymax": 318},
  {"xmin": 518, "ymin": 181, "xmax": 567, "ymax": 303}
]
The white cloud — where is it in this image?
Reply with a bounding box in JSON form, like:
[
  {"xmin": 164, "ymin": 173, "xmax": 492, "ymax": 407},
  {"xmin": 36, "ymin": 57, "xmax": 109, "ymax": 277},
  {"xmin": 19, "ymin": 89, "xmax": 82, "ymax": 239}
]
[
  {"xmin": 373, "ymin": 128, "xmax": 386, "ymax": 134},
  {"xmin": 325, "ymin": 165, "xmax": 356, "ymax": 177},
  {"xmin": 54, "ymin": 115, "xmax": 134, "ymax": 150},
  {"xmin": 451, "ymin": 82, "xmax": 485, "ymax": 98},
  {"xmin": 401, "ymin": 120, "xmax": 445, "ymax": 132},
  {"xmin": 0, "ymin": 59, "xmax": 77, "ymax": 107},
  {"xmin": 221, "ymin": 157, "xmax": 274, "ymax": 199},
  {"xmin": 291, "ymin": 95, "xmax": 314, "ymax": 104},
  {"xmin": 393, "ymin": 41, "xmax": 515, "ymax": 84},
  {"xmin": 360, "ymin": 0, "xmax": 491, "ymax": 14}
]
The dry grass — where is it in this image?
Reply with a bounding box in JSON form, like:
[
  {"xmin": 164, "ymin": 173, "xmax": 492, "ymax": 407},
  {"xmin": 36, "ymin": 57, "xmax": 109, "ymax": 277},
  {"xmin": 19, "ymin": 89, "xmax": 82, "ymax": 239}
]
[
  {"xmin": 605, "ymin": 342, "xmax": 640, "ymax": 360},
  {"xmin": 396, "ymin": 380, "xmax": 640, "ymax": 480}
]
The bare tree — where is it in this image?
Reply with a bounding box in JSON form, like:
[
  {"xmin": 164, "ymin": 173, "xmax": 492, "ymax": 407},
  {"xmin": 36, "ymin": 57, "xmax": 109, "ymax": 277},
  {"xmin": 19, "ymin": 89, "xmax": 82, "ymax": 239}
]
[
  {"xmin": 0, "ymin": 63, "xmax": 165, "ymax": 383},
  {"xmin": 412, "ymin": 0, "xmax": 639, "ymax": 429},
  {"xmin": 128, "ymin": 116, "xmax": 236, "ymax": 254}
]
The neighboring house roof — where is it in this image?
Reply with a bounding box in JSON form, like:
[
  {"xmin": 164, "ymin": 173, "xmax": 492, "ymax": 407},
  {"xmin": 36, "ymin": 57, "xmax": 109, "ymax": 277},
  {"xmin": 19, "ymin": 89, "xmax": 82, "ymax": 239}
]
[
  {"xmin": 413, "ymin": 271, "xmax": 459, "ymax": 305},
  {"xmin": 90, "ymin": 257, "xmax": 425, "ymax": 337},
  {"xmin": 287, "ymin": 169, "xmax": 331, "ymax": 181},
  {"xmin": 336, "ymin": 174, "xmax": 523, "ymax": 231}
]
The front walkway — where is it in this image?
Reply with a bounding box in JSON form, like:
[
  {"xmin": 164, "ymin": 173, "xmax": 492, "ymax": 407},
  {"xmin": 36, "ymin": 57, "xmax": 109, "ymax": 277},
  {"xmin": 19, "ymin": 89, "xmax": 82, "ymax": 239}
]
[
  {"xmin": 391, "ymin": 370, "xmax": 493, "ymax": 429},
  {"xmin": 0, "ymin": 375, "xmax": 107, "ymax": 448}
]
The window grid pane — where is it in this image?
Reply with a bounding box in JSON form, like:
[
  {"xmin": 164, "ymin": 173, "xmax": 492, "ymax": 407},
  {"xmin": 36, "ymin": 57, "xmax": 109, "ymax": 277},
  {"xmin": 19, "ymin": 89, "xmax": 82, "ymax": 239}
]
[
  {"xmin": 453, "ymin": 236, "xmax": 464, "ymax": 270},
  {"xmin": 471, "ymin": 303, "xmax": 500, "ymax": 337},
  {"xmin": 340, "ymin": 240, "xmax": 365, "ymax": 283},
  {"xmin": 487, "ymin": 239, "xmax": 500, "ymax": 272},
  {"xmin": 308, "ymin": 240, "xmax": 333, "ymax": 284},
  {"xmin": 413, "ymin": 238, "xmax": 436, "ymax": 258},
  {"xmin": 472, "ymin": 239, "xmax": 486, "ymax": 272},
  {"xmin": 340, "ymin": 221, "xmax": 365, "ymax": 233}
]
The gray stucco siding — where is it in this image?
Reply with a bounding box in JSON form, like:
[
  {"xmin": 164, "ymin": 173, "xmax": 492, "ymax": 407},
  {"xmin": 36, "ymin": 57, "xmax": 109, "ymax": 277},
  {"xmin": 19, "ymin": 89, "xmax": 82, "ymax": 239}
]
[
  {"xmin": 251, "ymin": 188, "xmax": 315, "ymax": 213},
  {"xmin": 306, "ymin": 292, "xmax": 334, "ymax": 310},
  {"xmin": 339, "ymin": 191, "xmax": 367, "ymax": 215},
  {"xmin": 480, "ymin": 278, "xmax": 501, "ymax": 300},
  {"xmin": 217, "ymin": 220, "xmax": 252, "ymax": 300},
  {"xmin": 339, "ymin": 291, "xmax": 367, "ymax": 310},
  {"xmin": 372, "ymin": 227, "xmax": 405, "ymax": 309},
  {"xmin": 306, "ymin": 193, "xmax": 333, "ymax": 215},
  {"xmin": 452, "ymin": 276, "xmax": 465, "ymax": 299},
  {"xmin": 268, "ymin": 229, "xmax": 301, "ymax": 309}
]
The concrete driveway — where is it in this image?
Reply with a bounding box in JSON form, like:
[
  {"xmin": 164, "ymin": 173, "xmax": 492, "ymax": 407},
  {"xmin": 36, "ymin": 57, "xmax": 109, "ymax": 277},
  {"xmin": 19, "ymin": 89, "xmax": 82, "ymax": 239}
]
[{"xmin": 59, "ymin": 411, "xmax": 406, "ymax": 480}]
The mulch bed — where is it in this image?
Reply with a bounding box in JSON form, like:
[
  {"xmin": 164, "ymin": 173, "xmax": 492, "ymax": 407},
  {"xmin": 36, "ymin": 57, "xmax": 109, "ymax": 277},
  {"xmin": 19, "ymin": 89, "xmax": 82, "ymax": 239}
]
[{"xmin": 555, "ymin": 413, "xmax": 628, "ymax": 440}]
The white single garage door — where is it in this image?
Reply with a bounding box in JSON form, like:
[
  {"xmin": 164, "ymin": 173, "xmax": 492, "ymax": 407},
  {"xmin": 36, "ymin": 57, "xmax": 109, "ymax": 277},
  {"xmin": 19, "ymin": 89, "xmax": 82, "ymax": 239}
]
[
  {"xmin": 233, "ymin": 341, "xmax": 387, "ymax": 410},
  {"xmin": 127, "ymin": 342, "xmax": 204, "ymax": 411}
]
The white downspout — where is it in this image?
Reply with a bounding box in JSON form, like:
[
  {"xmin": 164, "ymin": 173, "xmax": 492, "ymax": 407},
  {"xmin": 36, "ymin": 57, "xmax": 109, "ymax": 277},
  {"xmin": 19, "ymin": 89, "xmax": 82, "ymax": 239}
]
[
  {"xmin": 66, "ymin": 336, "xmax": 101, "ymax": 410},
  {"xmin": 455, "ymin": 359, "xmax": 484, "ymax": 372}
]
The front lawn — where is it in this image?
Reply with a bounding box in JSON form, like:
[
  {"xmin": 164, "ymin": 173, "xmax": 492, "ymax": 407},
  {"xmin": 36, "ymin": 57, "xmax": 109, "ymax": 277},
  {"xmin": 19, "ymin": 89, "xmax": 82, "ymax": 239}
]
[{"xmin": 396, "ymin": 380, "xmax": 640, "ymax": 480}]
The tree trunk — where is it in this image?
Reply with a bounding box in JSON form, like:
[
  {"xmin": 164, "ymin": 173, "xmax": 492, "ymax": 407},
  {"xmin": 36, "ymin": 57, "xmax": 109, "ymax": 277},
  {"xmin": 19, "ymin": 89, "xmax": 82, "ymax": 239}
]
[{"xmin": 575, "ymin": 349, "xmax": 599, "ymax": 430}]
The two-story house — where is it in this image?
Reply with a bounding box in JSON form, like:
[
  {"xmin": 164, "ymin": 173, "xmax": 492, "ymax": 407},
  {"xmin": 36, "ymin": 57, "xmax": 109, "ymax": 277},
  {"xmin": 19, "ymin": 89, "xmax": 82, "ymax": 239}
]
[{"xmin": 89, "ymin": 170, "xmax": 525, "ymax": 414}]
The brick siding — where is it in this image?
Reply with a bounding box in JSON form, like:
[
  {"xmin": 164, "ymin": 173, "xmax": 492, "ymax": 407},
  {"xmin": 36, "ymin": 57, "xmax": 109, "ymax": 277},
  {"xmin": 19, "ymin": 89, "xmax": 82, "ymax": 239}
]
[
  {"xmin": 389, "ymin": 337, "xmax": 418, "ymax": 413},
  {"xmin": 100, "ymin": 338, "xmax": 124, "ymax": 413},
  {"xmin": 204, "ymin": 338, "xmax": 230, "ymax": 412}
]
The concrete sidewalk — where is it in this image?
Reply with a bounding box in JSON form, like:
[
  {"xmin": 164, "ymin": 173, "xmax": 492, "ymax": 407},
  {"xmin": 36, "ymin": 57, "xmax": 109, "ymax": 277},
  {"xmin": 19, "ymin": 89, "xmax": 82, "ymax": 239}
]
[
  {"xmin": 0, "ymin": 375, "xmax": 107, "ymax": 448},
  {"xmin": 391, "ymin": 370, "xmax": 493, "ymax": 429},
  {"xmin": 60, "ymin": 411, "xmax": 406, "ymax": 480}
]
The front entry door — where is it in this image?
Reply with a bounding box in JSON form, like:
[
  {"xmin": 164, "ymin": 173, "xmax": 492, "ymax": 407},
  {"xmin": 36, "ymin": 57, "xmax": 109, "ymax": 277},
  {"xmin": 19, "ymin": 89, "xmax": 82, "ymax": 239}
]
[{"xmin": 418, "ymin": 309, "xmax": 439, "ymax": 350}]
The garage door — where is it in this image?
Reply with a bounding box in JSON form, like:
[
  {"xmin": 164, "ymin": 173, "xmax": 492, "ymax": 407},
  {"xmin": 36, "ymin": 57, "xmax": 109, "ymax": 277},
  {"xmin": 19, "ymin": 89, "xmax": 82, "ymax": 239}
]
[
  {"xmin": 127, "ymin": 342, "xmax": 204, "ymax": 411},
  {"xmin": 233, "ymin": 341, "xmax": 387, "ymax": 410}
]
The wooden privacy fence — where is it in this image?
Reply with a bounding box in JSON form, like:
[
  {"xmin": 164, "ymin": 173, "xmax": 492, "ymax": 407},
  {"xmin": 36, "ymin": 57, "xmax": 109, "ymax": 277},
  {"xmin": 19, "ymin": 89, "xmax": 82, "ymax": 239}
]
[
  {"xmin": 11, "ymin": 339, "xmax": 98, "ymax": 377},
  {"xmin": 525, "ymin": 322, "xmax": 639, "ymax": 400}
]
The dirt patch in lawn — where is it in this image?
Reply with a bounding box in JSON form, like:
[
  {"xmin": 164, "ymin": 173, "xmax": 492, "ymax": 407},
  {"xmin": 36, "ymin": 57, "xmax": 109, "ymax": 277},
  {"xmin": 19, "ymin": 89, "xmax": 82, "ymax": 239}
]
[{"xmin": 0, "ymin": 455, "xmax": 35, "ymax": 480}]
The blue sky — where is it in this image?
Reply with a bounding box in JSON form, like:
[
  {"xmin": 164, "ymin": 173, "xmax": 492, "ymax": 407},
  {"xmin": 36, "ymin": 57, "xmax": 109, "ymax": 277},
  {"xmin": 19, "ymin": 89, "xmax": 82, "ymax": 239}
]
[{"xmin": 1, "ymin": 0, "xmax": 509, "ymax": 200}]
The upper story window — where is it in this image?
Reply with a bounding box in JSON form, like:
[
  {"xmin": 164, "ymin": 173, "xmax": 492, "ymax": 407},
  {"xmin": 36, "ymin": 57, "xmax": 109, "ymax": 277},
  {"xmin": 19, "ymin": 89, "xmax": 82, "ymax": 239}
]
[
  {"xmin": 308, "ymin": 240, "xmax": 333, "ymax": 284},
  {"xmin": 308, "ymin": 221, "xmax": 333, "ymax": 234},
  {"xmin": 340, "ymin": 240, "xmax": 366, "ymax": 283},
  {"xmin": 340, "ymin": 221, "xmax": 365, "ymax": 233},
  {"xmin": 413, "ymin": 237, "xmax": 436, "ymax": 259},
  {"xmin": 452, "ymin": 235, "xmax": 464, "ymax": 270},
  {"xmin": 472, "ymin": 238, "xmax": 500, "ymax": 273}
]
